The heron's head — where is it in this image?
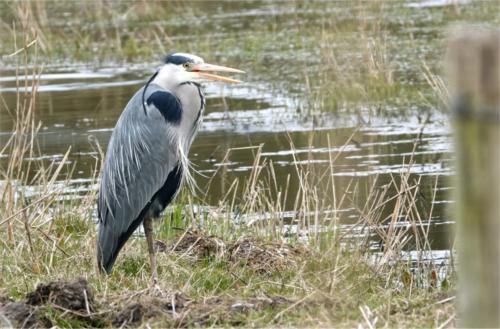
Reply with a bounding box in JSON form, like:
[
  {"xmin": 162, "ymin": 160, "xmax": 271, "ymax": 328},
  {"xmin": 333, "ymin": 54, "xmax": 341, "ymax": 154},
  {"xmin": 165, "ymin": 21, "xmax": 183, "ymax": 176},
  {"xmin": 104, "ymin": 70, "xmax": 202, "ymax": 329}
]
[{"xmin": 154, "ymin": 53, "xmax": 245, "ymax": 89}]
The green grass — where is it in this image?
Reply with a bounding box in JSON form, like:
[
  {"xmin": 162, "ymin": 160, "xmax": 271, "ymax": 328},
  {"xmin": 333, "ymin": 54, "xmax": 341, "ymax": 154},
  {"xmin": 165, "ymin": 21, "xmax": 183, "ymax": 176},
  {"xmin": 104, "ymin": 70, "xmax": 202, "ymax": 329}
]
[{"xmin": 0, "ymin": 205, "xmax": 456, "ymax": 328}]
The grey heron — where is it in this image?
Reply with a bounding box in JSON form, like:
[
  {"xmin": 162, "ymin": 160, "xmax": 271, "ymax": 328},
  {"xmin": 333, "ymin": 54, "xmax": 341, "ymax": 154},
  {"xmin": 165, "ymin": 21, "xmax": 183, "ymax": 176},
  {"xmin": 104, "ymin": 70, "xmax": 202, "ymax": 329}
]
[{"xmin": 96, "ymin": 53, "xmax": 244, "ymax": 278}]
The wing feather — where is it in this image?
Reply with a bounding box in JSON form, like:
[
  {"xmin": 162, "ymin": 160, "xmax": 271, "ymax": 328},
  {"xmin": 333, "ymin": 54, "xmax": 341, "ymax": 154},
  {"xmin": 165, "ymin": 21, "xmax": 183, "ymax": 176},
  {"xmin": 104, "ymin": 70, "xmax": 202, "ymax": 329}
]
[{"xmin": 97, "ymin": 85, "xmax": 183, "ymax": 273}]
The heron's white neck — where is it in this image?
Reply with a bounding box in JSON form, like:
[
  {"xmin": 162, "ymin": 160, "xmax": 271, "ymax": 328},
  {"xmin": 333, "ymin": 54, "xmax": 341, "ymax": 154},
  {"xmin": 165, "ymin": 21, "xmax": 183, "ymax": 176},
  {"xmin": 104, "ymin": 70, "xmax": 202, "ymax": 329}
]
[{"xmin": 152, "ymin": 64, "xmax": 192, "ymax": 92}]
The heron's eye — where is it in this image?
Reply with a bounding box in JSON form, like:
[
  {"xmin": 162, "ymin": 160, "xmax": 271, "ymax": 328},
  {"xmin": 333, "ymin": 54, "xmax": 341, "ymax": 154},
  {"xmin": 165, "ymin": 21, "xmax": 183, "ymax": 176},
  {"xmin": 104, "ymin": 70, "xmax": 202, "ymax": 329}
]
[{"xmin": 183, "ymin": 63, "xmax": 191, "ymax": 70}]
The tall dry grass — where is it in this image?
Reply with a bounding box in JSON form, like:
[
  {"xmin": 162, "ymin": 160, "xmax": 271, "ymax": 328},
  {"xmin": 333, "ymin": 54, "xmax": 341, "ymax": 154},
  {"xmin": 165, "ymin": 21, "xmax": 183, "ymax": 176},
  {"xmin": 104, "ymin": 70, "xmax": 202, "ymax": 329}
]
[{"xmin": 0, "ymin": 28, "xmax": 97, "ymax": 258}]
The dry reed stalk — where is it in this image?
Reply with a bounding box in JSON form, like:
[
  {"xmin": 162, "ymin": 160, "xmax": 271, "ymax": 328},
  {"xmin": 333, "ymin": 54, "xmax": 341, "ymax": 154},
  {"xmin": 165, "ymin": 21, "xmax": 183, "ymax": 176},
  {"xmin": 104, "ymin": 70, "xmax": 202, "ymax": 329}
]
[
  {"xmin": 422, "ymin": 61, "xmax": 450, "ymax": 109},
  {"xmin": 0, "ymin": 25, "xmax": 80, "ymax": 261},
  {"xmin": 1, "ymin": 27, "xmax": 41, "ymax": 242}
]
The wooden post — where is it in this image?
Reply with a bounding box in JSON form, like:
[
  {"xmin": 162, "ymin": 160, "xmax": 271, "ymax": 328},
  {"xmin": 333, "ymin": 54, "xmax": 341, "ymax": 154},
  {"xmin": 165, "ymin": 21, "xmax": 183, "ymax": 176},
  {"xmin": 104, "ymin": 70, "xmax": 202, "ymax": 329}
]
[{"xmin": 447, "ymin": 29, "xmax": 500, "ymax": 328}]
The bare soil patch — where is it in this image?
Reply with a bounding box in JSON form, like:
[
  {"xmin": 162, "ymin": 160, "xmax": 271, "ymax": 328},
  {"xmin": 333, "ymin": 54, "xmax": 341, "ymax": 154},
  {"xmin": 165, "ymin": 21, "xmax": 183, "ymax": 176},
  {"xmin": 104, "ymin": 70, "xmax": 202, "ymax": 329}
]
[
  {"xmin": 1, "ymin": 278, "xmax": 96, "ymax": 328},
  {"xmin": 1, "ymin": 277, "xmax": 293, "ymax": 328},
  {"xmin": 26, "ymin": 278, "xmax": 95, "ymax": 313}
]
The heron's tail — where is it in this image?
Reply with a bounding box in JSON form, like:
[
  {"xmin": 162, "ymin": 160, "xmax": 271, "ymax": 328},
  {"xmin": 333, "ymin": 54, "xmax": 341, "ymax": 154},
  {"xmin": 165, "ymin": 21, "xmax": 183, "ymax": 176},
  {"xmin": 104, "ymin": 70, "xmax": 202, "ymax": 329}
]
[
  {"xmin": 97, "ymin": 223, "xmax": 119, "ymax": 274},
  {"xmin": 96, "ymin": 210, "xmax": 147, "ymax": 274}
]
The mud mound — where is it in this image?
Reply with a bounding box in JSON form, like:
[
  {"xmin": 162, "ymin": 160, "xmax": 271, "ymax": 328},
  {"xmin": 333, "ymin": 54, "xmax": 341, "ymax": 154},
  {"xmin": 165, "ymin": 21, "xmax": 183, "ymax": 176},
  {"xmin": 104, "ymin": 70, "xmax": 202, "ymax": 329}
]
[
  {"xmin": 108, "ymin": 285, "xmax": 291, "ymax": 327},
  {"xmin": 26, "ymin": 278, "xmax": 95, "ymax": 313},
  {"xmin": 1, "ymin": 279, "xmax": 101, "ymax": 328},
  {"xmin": 112, "ymin": 290, "xmax": 190, "ymax": 328},
  {"xmin": 1, "ymin": 279, "xmax": 292, "ymax": 328},
  {"xmin": 159, "ymin": 231, "xmax": 309, "ymax": 274},
  {"xmin": 0, "ymin": 301, "xmax": 47, "ymax": 328},
  {"xmin": 228, "ymin": 237, "xmax": 308, "ymax": 273},
  {"xmin": 159, "ymin": 230, "xmax": 226, "ymax": 259}
]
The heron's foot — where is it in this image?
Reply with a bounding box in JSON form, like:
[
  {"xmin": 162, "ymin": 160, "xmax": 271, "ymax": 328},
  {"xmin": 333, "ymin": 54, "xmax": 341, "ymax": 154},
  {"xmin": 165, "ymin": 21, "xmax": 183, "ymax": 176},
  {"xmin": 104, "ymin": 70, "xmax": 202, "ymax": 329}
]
[
  {"xmin": 147, "ymin": 281, "xmax": 164, "ymax": 297},
  {"xmin": 150, "ymin": 271, "xmax": 158, "ymax": 286}
]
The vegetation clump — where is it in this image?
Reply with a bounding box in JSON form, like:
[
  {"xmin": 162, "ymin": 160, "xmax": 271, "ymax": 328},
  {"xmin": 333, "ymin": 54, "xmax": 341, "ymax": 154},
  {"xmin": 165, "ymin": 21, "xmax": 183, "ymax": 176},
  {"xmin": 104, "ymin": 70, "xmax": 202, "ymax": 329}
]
[
  {"xmin": 227, "ymin": 237, "xmax": 309, "ymax": 274},
  {"xmin": 157, "ymin": 230, "xmax": 308, "ymax": 274}
]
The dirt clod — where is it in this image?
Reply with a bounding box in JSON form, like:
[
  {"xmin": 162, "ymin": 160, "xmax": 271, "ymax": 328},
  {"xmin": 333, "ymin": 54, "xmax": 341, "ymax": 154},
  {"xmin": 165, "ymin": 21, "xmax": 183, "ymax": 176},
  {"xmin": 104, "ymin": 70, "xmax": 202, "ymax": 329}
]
[
  {"xmin": 26, "ymin": 278, "xmax": 95, "ymax": 312},
  {"xmin": 0, "ymin": 301, "xmax": 46, "ymax": 328},
  {"xmin": 112, "ymin": 303, "xmax": 144, "ymax": 327}
]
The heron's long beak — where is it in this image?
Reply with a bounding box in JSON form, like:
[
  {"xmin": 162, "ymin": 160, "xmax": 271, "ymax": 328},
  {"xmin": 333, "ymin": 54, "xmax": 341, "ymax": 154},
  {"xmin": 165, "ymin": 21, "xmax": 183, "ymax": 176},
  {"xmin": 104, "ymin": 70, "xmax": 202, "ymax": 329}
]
[{"xmin": 191, "ymin": 63, "xmax": 245, "ymax": 83}]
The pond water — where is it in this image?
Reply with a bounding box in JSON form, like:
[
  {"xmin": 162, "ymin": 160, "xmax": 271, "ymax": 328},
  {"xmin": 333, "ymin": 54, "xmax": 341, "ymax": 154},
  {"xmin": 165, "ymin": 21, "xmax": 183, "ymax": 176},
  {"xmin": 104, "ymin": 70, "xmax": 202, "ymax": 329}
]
[
  {"xmin": 3, "ymin": 0, "xmax": 492, "ymax": 258},
  {"xmin": 0, "ymin": 64, "xmax": 454, "ymax": 252}
]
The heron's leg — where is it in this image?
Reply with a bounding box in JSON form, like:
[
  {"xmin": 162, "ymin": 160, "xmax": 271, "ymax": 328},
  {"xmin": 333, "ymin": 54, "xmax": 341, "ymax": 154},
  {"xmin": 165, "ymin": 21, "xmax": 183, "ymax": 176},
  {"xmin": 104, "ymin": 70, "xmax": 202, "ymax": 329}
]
[{"xmin": 143, "ymin": 216, "xmax": 158, "ymax": 283}]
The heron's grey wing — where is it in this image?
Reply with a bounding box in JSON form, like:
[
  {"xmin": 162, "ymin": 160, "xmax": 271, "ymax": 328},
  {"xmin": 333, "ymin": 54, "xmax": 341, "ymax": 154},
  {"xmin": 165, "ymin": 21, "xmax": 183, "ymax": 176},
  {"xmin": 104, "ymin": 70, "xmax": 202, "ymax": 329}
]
[{"xmin": 97, "ymin": 86, "xmax": 183, "ymax": 273}]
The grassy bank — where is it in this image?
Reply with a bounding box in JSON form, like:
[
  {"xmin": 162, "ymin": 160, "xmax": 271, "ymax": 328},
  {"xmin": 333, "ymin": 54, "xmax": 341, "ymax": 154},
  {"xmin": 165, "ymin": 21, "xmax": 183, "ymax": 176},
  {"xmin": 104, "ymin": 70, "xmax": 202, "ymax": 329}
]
[{"xmin": 1, "ymin": 219, "xmax": 455, "ymax": 328}]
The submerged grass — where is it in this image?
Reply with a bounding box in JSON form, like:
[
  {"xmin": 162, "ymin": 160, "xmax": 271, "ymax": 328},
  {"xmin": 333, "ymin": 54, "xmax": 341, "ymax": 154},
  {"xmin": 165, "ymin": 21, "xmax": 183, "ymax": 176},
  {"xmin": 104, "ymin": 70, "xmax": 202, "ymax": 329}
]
[{"xmin": 1, "ymin": 1, "xmax": 498, "ymax": 114}]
